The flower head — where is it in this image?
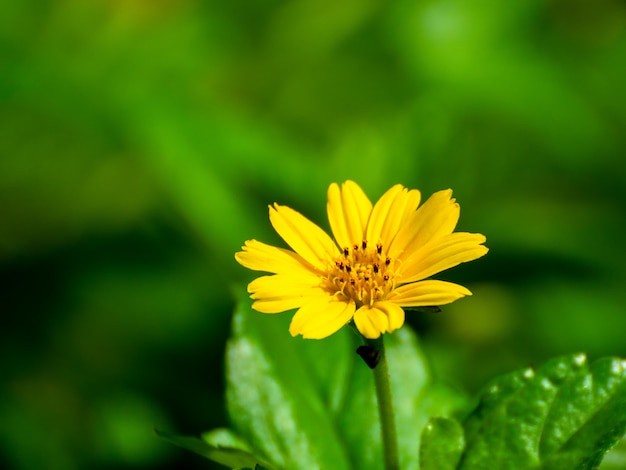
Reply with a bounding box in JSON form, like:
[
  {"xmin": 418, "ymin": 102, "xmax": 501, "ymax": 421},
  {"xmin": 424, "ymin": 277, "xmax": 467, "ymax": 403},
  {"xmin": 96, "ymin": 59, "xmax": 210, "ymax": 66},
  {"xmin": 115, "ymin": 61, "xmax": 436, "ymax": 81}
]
[{"xmin": 235, "ymin": 181, "xmax": 488, "ymax": 339}]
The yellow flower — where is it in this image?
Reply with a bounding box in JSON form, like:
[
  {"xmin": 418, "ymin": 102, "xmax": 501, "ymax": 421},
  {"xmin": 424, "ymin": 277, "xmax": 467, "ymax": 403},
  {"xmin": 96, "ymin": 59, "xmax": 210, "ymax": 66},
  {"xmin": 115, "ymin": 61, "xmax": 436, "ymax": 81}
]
[{"xmin": 235, "ymin": 181, "xmax": 488, "ymax": 340}]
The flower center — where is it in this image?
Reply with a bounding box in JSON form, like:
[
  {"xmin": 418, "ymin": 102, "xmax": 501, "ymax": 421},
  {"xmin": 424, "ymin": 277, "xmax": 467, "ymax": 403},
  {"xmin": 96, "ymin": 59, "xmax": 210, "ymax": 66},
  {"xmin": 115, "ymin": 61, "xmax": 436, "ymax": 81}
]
[{"xmin": 327, "ymin": 240, "xmax": 396, "ymax": 307}]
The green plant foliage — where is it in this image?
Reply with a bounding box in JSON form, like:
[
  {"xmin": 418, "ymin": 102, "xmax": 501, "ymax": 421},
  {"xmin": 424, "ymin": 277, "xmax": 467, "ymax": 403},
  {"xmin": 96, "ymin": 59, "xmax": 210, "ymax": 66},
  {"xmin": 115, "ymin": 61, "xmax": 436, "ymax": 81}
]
[
  {"xmin": 421, "ymin": 354, "xmax": 626, "ymax": 469},
  {"xmin": 196, "ymin": 293, "xmax": 466, "ymax": 469},
  {"xmin": 2, "ymin": 1, "xmax": 626, "ymax": 469},
  {"xmin": 225, "ymin": 296, "xmax": 354, "ymax": 469},
  {"xmin": 168, "ymin": 298, "xmax": 626, "ymax": 470},
  {"xmin": 600, "ymin": 437, "xmax": 626, "ymax": 469},
  {"xmin": 419, "ymin": 417, "xmax": 465, "ymax": 470},
  {"xmin": 155, "ymin": 429, "xmax": 273, "ymax": 470}
]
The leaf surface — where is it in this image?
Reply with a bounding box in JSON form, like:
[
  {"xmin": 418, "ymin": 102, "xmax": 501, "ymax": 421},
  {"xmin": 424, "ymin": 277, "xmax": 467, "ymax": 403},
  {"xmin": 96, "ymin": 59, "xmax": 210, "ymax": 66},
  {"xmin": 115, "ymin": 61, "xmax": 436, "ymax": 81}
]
[
  {"xmin": 155, "ymin": 429, "xmax": 272, "ymax": 469},
  {"xmin": 458, "ymin": 354, "xmax": 626, "ymax": 469},
  {"xmin": 225, "ymin": 292, "xmax": 353, "ymax": 469},
  {"xmin": 315, "ymin": 322, "xmax": 467, "ymax": 470},
  {"xmin": 419, "ymin": 417, "xmax": 465, "ymax": 470},
  {"xmin": 225, "ymin": 293, "xmax": 465, "ymax": 469}
]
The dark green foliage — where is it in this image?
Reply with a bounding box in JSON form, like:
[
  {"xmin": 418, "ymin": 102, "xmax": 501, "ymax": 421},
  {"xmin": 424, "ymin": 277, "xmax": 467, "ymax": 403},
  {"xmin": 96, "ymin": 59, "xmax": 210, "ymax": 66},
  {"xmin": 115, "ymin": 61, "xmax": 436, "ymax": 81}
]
[
  {"xmin": 420, "ymin": 417, "xmax": 465, "ymax": 470},
  {"xmin": 207, "ymin": 295, "xmax": 465, "ymax": 469},
  {"xmin": 155, "ymin": 429, "xmax": 273, "ymax": 470},
  {"xmin": 184, "ymin": 300, "xmax": 626, "ymax": 469},
  {"xmin": 419, "ymin": 355, "xmax": 626, "ymax": 470}
]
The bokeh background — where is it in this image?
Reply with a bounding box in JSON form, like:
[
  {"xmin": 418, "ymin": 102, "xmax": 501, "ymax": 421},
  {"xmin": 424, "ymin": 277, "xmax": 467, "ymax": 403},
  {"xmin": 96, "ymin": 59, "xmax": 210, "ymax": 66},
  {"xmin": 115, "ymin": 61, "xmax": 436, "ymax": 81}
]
[{"xmin": 2, "ymin": 0, "xmax": 625, "ymax": 469}]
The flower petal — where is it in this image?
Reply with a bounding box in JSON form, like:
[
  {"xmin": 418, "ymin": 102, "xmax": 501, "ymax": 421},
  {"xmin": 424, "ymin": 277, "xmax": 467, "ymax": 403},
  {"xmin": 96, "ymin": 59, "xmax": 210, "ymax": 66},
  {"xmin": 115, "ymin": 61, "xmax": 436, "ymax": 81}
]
[
  {"xmin": 270, "ymin": 203, "xmax": 339, "ymax": 269},
  {"xmin": 248, "ymin": 274, "xmax": 326, "ymax": 313},
  {"xmin": 235, "ymin": 239, "xmax": 320, "ymax": 275},
  {"xmin": 289, "ymin": 296, "xmax": 356, "ymax": 339},
  {"xmin": 327, "ymin": 181, "xmax": 373, "ymax": 250},
  {"xmin": 388, "ymin": 189, "xmax": 460, "ymax": 260},
  {"xmin": 389, "ymin": 280, "xmax": 471, "ymax": 307},
  {"xmin": 365, "ymin": 184, "xmax": 421, "ymax": 247},
  {"xmin": 398, "ymin": 232, "xmax": 488, "ymax": 283},
  {"xmin": 372, "ymin": 301, "xmax": 405, "ymax": 332},
  {"xmin": 253, "ymin": 297, "xmax": 317, "ymax": 314},
  {"xmin": 353, "ymin": 305, "xmax": 389, "ymax": 339}
]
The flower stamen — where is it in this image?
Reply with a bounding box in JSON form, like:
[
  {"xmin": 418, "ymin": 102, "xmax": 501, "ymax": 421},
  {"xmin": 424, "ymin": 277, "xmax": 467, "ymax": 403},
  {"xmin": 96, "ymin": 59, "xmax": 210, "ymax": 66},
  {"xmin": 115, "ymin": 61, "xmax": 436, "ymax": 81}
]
[{"xmin": 329, "ymin": 241, "xmax": 396, "ymax": 308}]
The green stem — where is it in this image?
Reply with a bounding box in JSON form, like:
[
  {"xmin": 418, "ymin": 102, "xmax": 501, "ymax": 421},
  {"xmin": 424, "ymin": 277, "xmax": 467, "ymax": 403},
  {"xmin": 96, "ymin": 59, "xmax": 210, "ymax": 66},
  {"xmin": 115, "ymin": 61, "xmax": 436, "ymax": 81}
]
[{"xmin": 366, "ymin": 335, "xmax": 399, "ymax": 470}]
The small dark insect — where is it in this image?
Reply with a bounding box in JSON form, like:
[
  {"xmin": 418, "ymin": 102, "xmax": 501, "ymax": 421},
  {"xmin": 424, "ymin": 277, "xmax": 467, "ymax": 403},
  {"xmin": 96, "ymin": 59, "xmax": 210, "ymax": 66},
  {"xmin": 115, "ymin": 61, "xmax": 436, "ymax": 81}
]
[{"xmin": 356, "ymin": 345, "xmax": 380, "ymax": 369}]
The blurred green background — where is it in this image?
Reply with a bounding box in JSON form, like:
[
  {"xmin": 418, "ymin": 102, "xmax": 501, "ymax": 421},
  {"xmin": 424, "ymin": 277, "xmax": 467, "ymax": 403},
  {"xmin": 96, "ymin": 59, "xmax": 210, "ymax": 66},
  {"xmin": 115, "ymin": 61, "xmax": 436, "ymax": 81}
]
[{"xmin": 1, "ymin": 0, "xmax": 625, "ymax": 468}]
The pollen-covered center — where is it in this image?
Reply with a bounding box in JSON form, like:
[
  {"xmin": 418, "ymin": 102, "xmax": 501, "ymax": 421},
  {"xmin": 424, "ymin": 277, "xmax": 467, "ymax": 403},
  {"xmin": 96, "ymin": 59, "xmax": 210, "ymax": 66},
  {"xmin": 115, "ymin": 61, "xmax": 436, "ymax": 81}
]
[{"xmin": 328, "ymin": 240, "xmax": 396, "ymax": 307}]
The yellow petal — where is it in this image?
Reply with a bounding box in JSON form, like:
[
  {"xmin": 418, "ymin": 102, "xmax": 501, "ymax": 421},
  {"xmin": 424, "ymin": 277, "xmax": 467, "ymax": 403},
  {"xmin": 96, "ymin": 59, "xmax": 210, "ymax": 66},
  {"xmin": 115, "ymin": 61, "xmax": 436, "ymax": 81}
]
[
  {"xmin": 270, "ymin": 203, "xmax": 339, "ymax": 269},
  {"xmin": 399, "ymin": 233, "xmax": 488, "ymax": 283},
  {"xmin": 365, "ymin": 184, "xmax": 421, "ymax": 247},
  {"xmin": 327, "ymin": 181, "xmax": 373, "ymax": 250},
  {"xmin": 235, "ymin": 239, "xmax": 320, "ymax": 275},
  {"xmin": 248, "ymin": 273, "xmax": 322, "ymax": 298},
  {"xmin": 247, "ymin": 274, "xmax": 326, "ymax": 313},
  {"xmin": 353, "ymin": 305, "xmax": 389, "ymax": 339},
  {"xmin": 389, "ymin": 280, "xmax": 471, "ymax": 307},
  {"xmin": 289, "ymin": 297, "xmax": 356, "ymax": 339},
  {"xmin": 388, "ymin": 189, "xmax": 459, "ymax": 260},
  {"xmin": 253, "ymin": 298, "xmax": 317, "ymax": 314},
  {"xmin": 372, "ymin": 301, "xmax": 405, "ymax": 332}
]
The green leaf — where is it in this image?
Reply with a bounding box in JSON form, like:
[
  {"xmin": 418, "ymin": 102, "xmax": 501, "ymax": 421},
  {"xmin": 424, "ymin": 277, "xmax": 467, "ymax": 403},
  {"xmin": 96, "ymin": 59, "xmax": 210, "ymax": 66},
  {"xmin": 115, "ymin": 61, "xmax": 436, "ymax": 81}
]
[
  {"xmin": 337, "ymin": 324, "xmax": 467, "ymax": 470},
  {"xmin": 419, "ymin": 417, "xmax": 465, "ymax": 470},
  {"xmin": 459, "ymin": 354, "xmax": 626, "ymax": 469},
  {"xmin": 600, "ymin": 436, "xmax": 626, "ymax": 469},
  {"xmin": 224, "ymin": 291, "xmax": 467, "ymax": 469},
  {"xmin": 225, "ymin": 291, "xmax": 353, "ymax": 469},
  {"xmin": 154, "ymin": 429, "xmax": 272, "ymax": 469},
  {"xmin": 391, "ymin": 328, "xmax": 467, "ymax": 470},
  {"xmin": 202, "ymin": 428, "xmax": 255, "ymax": 454}
]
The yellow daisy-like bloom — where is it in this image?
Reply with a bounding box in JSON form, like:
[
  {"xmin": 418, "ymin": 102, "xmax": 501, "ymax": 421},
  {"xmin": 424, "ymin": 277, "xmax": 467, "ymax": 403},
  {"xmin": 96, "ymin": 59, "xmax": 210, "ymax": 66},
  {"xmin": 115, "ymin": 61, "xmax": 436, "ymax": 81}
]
[{"xmin": 235, "ymin": 181, "xmax": 488, "ymax": 340}]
